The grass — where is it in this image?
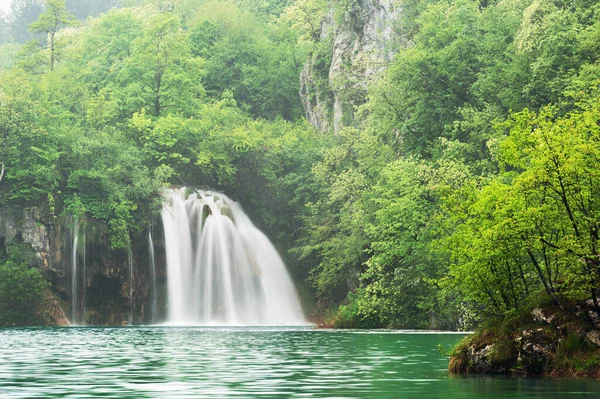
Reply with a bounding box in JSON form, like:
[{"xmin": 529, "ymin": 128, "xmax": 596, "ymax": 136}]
[{"xmin": 552, "ymin": 334, "xmax": 600, "ymax": 377}]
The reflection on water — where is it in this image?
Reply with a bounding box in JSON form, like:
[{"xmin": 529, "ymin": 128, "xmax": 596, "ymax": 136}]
[{"xmin": 0, "ymin": 327, "xmax": 598, "ymax": 398}]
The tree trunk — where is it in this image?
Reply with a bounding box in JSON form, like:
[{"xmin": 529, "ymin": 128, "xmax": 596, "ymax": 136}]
[
  {"xmin": 154, "ymin": 73, "xmax": 162, "ymax": 117},
  {"xmin": 527, "ymin": 249, "xmax": 561, "ymax": 307},
  {"xmin": 50, "ymin": 32, "xmax": 55, "ymax": 70}
]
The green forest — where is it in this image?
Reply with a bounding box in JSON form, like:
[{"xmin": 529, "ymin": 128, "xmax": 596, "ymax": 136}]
[{"xmin": 1, "ymin": 0, "xmax": 600, "ymax": 335}]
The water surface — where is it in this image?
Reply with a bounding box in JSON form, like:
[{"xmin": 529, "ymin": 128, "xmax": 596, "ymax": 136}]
[{"xmin": 0, "ymin": 327, "xmax": 598, "ymax": 398}]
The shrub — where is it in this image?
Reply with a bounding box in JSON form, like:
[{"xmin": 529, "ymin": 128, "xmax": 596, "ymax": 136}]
[
  {"xmin": 333, "ymin": 289, "xmax": 381, "ymax": 328},
  {"xmin": 0, "ymin": 244, "xmax": 49, "ymax": 326}
]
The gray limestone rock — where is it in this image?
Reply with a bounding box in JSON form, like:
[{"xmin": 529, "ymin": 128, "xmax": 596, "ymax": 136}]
[
  {"xmin": 300, "ymin": 0, "xmax": 401, "ymax": 134},
  {"xmin": 585, "ymin": 330, "xmax": 600, "ymax": 347},
  {"xmin": 531, "ymin": 307, "xmax": 555, "ymax": 324}
]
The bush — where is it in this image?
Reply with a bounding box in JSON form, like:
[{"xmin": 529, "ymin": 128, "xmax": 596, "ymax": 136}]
[
  {"xmin": 0, "ymin": 244, "xmax": 49, "ymax": 326},
  {"xmin": 333, "ymin": 289, "xmax": 381, "ymax": 329}
]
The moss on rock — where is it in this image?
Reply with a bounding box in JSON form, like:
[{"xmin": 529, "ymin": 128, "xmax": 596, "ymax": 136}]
[{"xmin": 450, "ymin": 297, "xmax": 600, "ymax": 377}]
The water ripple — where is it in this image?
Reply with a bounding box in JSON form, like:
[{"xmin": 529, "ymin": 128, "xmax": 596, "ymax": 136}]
[{"xmin": 0, "ymin": 327, "xmax": 598, "ymax": 398}]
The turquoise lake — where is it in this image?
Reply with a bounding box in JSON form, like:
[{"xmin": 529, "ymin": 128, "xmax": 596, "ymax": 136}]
[{"xmin": 0, "ymin": 327, "xmax": 599, "ymax": 398}]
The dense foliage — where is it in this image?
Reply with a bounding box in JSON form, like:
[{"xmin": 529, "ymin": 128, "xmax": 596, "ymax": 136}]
[
  {"xmin": 2, "ymin": 0, "xmax": 600, "ymax": 329},
  {"xmin": 290, "ymin": 0, "xmax": 600, "ymax": 328},
  {"xmin": 0, "ymin": 0, "xmax": 321, "ymax": 317},
  {"xmin": 0, "ymin": 244, "xmax": 48, "ymax": 325},
  {"xmin": 0, "ymin": 0, "xmax": 318, "ymax": 249}
]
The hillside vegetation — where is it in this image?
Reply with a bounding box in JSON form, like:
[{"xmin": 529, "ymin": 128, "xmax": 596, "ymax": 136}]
[{"xmin": 1, "ymin": 0, "xmax": 600, "ymax": 341}]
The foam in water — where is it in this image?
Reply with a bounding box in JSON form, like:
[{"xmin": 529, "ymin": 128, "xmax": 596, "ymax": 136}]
[{"xmin": 161, "ymin": 188, "xmax": 306, "ymax": 326}]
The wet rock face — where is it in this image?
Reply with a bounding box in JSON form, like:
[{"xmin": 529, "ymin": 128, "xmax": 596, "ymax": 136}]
[
  {"xmin": 51, "ymin": 218, "xmax": 166, "ymax": 325},
  {"xmin": 1, "ymin": 207, "xmax": 165, "ymax": 326},
  {"xmin": 38, "ymin": 289, "xmax": 70, "ymax": 326},
  {"xmin": 300, "ymin": 0, "xmax": 401, "ymax": 134}
]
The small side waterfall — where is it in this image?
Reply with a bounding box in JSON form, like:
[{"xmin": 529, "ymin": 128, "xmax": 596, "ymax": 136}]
[
  {"xmin": 82, "ymin": 231, "xmax": 87, "ymax": 324},
  {"xmin": 128, "ymin": 247, "xmax": 133, "ymax": 325},
  {"xmin": 161, "ymin": 188, "xmax": 306, "ymax": 325},
  {"xmin": 71, "ymin": 219, "xmax": 79, "ymax": 325},
  {"xmin": 70, "ymin": 219, "xmax": 87, "ymax": 325},
  {"xmin": 148, "ymin": 231, "xmax": 157, "ymax": 324}
]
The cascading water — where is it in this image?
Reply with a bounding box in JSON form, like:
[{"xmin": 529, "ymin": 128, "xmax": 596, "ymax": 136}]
[
  {"xmin": 82, "ymin": 231, "xmax": 87, "ymax": 324},
  {"xmin": 71, "ymin": 219, "xmax": 79, "ymax": 325},
  {"xmin": 148, "ymin": 231, "xmax": 157, "ymax": 324},
  {"xmin": 161, "ymin": 188, "xmax": 306, "ymax": 325},
  {"xmin": 70, "ymin": 219, "xmax": 86, "ymax": 325},
  {"xmin": 128, "ymin": 247, "xmax": 133, "ymax": 325}
]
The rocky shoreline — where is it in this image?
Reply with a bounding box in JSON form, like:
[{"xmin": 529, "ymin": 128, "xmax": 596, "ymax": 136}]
[{"xmin": 449, "ymin": 299, "xmax": 600, "ymax": 377}]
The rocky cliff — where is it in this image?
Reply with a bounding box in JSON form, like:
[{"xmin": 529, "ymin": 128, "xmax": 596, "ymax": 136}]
[
  {"xmin": 0, "ymin": 208, "xmax": 51, "ymax": 271},
  {"xmin": 300, "ymin": 0, "xmax": 401, "ymax": 134},
  {"xmin": 0, "ymin": 207, "xmax": 166, "ymax": 325}
]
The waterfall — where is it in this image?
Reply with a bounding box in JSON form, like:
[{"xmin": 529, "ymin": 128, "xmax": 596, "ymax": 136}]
[
  {"xmin": 161, "ymin": 188, "xmax": 306, "ymax": 325},
  {"xmin": 82, "ymin": 231, "xmax": 86, "ymax": 324},
  {"xmin": 71, "ymin": 219, "xmax": 79, "ymax": 325},
  {"xmin": 128, "ymin": 247, "xmax": 133, "ymax": 325},
  {"xmin": 148, "ymin": 231, "xmax": 157, "ymax": 324}
]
